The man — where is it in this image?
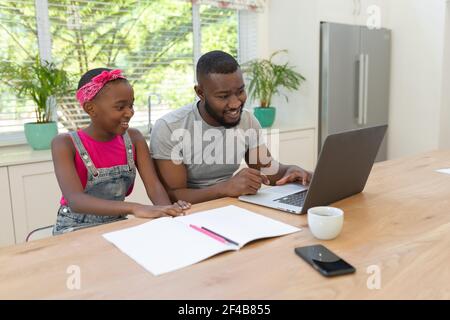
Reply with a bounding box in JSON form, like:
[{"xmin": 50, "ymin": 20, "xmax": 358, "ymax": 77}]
[{"xmin": 150, "ymin": 50, "xmax": 311, "ymax": 204}]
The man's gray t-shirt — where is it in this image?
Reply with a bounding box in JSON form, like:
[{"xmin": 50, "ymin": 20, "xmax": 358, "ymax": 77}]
[{"xmin": 150, "ymin": 101, "xmax": 264, "ymax": 189}]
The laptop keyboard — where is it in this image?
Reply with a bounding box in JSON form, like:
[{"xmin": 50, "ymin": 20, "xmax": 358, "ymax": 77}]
[{"xmin": 274, "ymin": 190, "xmax": 307, "ymax": 207}]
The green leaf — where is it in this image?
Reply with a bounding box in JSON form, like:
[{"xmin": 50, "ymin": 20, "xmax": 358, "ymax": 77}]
[
  {"xmin": 0, "ymin": 55, "xmax": 74, "ymax": 123},
  {"xmin": 242, "ymin": 50, "xmax": 305, "ymax": 108}
]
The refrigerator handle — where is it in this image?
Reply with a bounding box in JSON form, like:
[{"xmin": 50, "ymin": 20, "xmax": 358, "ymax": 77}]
[
  {"xmin": 357, "ymin": 54, "xmax": 365, "ymax": 125},
  {"xmin": 363, "ymin": 54, "xmax": 369, "ymax": 125}
]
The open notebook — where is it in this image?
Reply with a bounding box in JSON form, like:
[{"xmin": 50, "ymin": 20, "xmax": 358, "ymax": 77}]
[{"xmin": 103, "ymin": 205, "xmax": 301, "ymax": 276}]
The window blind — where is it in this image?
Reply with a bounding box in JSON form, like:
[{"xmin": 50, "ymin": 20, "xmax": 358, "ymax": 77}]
[
  {"xmin": 0, "ymin": 0, "xmax": 39, "ymax": 134},
  {"xmin": 0, "ymin": 0, "xmax": 256, "ymax": 141}
]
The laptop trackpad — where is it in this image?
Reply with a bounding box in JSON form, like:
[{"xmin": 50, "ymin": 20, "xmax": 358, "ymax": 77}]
[
  {"xmin": 239, "ymin": 183, "xmax": 308, "ymax": 202},
  {"xmin": 262, "ymin": 183, "xmax": 308, "ymax": 195}
]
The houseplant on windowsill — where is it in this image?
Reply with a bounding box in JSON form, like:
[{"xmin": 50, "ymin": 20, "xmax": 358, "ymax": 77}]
[
  {"xmin": 242, "ymin": 50, "xmax": 306, "ymax": 128},
  {"xmin": 0, "ymin": 56, "xmax": 72, "ymax": 150}
]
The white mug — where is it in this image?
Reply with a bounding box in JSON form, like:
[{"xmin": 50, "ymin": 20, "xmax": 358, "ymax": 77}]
[{"xmin": 307, "ymin": 206, "xmax": 344, "ymax": 240}]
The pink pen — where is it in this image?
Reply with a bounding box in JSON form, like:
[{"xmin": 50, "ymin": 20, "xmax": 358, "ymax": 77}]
[{"xmin": 189, "ymin": 224, "xmax": 228, "ymax": 244}]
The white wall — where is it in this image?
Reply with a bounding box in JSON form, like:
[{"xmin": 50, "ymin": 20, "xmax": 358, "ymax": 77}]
[
  {"xmin": 257, "ymin": 0, "xmax": 450, "ymax": 160},
  {"xmin": 387, "ymin": 0, "xmax": 447, "ymax": 159},
  {"xmin": 258, "ymin": 0, "xmax": 319, "ymax": 131},
  {"xmin": 439, "ymin": 2, "xmax": 450, "ymax": 149}
]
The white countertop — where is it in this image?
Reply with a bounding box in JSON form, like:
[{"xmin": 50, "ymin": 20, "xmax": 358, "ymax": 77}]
[
  {"xmin": 0, "ymin": 144, "xmax": 53, "ymax": 167},
  {"xmin": 0, "ymin": 125, "xmax": 315, "ymax": 167},
  {"xmin": 266, "ymin": 125, "xmax": 316, "ymax": 134}
]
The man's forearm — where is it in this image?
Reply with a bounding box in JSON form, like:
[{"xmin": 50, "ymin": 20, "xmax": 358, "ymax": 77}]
[{"xmin": 169, "ymin": 181, "xmax": 228, "ymax": 204}]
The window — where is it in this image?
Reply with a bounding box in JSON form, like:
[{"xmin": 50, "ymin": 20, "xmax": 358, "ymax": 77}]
[
  {"xmin": 199, "ymin": 4, "xmax": 238, "ymax": 57},
  {"xmin": 49, "ymin": 0, "xmax": 198, "ymax": 131},
  {"xmin": 0, "ymin": 0, "xmax": 39, "ymax": 137},
  {"xmin": 0, "ymin": 0, "xmax": 260, "ymax": 144}
]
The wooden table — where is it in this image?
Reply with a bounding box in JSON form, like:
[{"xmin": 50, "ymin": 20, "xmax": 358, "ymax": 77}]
[{"xmin": 1, "ymin": 150, "xmax": 450, "ymax": 299}]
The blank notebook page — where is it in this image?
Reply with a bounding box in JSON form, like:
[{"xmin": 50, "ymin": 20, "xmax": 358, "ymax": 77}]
[
  {"xmin": 176, "ymin": 205, "xmax": 300, "ymax": 247},
  {"xmin": 103, "ymin": 205, "xmax": 300, "ymax": 275}
]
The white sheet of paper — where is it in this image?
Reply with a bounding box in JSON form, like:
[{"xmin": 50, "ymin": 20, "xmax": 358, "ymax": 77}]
[
  {"xmin": 103, "ymin": 205, "xmax": 301, "ymax": 276},
  {"xmin": 176, "ymin": 205, "xmax": 301, "ymax": 248},
  {"xmin": 103, "ymin": 217, "xmax": 229, "ymax": 276},
  {"xmin": 436, "ymin": 168, "xmax": 450, "ymax": 175}
]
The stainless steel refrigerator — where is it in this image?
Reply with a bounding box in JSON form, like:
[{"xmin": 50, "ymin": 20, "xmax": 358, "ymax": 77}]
[{"xmin": 319, "ymin": 22, "xmax": 391, "ymax": 161}]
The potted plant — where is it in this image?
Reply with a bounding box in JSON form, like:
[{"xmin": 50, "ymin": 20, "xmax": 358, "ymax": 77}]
[
  {"xmin": 242, "ymin": 50, "xmax": 306, "ymax": 128},
  {"xmin": 0, "ymin": 56, "xmax": 72, "ymax": 150}
]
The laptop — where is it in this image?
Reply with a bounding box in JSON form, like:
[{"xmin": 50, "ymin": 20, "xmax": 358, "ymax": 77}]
[{"xmin": 239, "ymin": 125, "xmax": 387, "ymax": 214}]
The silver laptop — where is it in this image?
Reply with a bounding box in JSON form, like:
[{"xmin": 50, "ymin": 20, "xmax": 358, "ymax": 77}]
[{"xmin": 239, "ymin": 125, "xmax": 387, "ymax": 214}]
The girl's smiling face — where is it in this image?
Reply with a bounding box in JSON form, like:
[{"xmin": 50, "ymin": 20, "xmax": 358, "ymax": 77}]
[{"xmin": 87, "ymin": 79, "xmax": 135, "ymax": 136}]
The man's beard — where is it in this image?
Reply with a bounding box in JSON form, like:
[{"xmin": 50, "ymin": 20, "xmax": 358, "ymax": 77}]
[{"xmin": 203, "ymin": 96, "xmax": 243, "ymax": 128}]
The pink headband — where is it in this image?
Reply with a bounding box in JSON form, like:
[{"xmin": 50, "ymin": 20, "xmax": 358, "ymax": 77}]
[{"xmin": 76, "ymin": 69, "xmax": 126, "ymax": 106}]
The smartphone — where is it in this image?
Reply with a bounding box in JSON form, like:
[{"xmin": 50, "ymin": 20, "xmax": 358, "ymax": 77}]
[{"xmin": 294, "ymin": 245, "xmax": 356, "ymax": 277}]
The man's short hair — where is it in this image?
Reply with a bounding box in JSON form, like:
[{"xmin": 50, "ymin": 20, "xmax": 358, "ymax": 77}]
[{"xmin": 196, "ymin": 50, "xmax": 240, "ymax": 82}]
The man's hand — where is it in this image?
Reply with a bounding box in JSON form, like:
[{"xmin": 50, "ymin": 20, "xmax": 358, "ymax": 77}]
[
  {"xmin": 224, "ymin": 168, "xmax": 270, "ymax": 197},
  {"xmin": 275, "ymin": 166, "xmax": 312, "ymax": 186}
]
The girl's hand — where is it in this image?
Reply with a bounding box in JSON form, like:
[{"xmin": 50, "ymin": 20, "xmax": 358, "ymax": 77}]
[
  {"xmin": 132, "ymin": 204, "xmax": 186, "ymax": 219},
  {"xmin": 174, "ymin": 200, "xmax": 191, "ymax": 211}
]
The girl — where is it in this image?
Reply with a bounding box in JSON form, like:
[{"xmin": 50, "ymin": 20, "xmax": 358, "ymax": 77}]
[{"xmin": 52, "ymin": 68, "xmax": 190, "ymax": 235}]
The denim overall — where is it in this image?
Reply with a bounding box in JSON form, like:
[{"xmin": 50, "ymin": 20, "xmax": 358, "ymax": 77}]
[{"xmin": 53, "ymin": 131, "xmax": 136, "ymax": 235}]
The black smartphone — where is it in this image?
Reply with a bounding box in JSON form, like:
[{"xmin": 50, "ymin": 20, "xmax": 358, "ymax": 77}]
[{"xmin": 294, "ymin": 245, "xmax": 356, "ymax": 277}]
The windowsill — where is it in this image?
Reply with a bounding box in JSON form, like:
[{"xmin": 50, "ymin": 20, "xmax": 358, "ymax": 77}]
[
  {"xmin": 0, "ymin": 131, "xmax": 28, "ymax": 148},
  {"xmin": 0, "ymin": 124, "xmax": 315, "ymax": 167}
]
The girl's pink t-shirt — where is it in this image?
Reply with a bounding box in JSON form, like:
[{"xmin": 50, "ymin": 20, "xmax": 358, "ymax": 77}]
[{"xmin": 60, "ymin": 130, "xmax": 136, "ymax": 206}]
